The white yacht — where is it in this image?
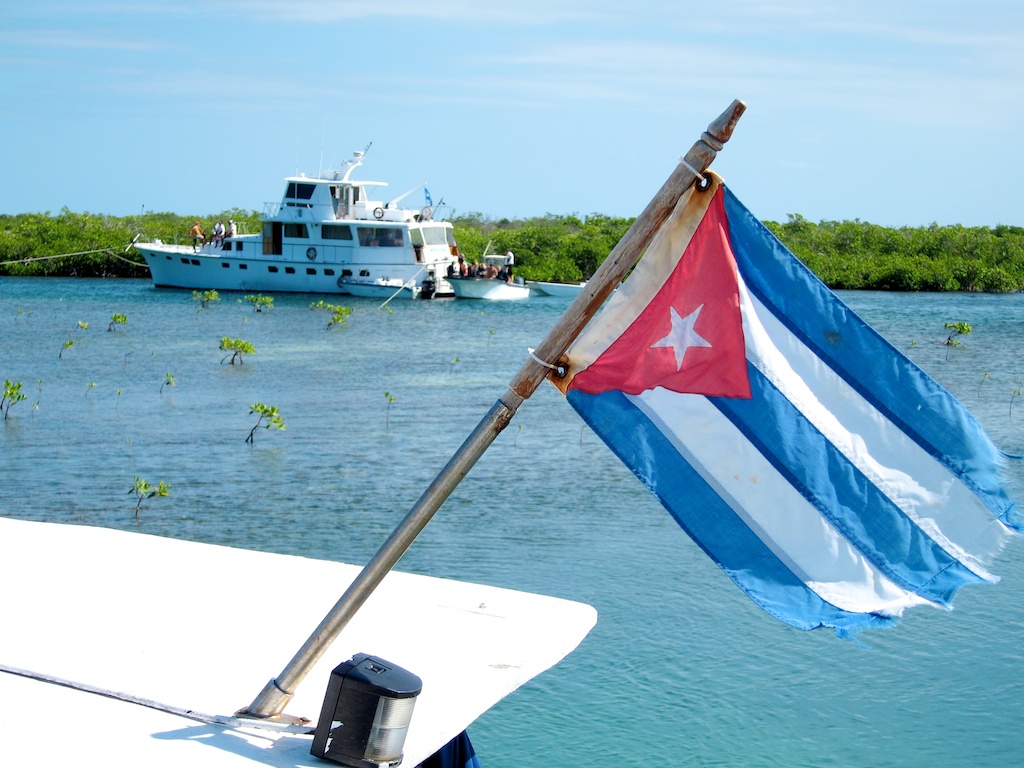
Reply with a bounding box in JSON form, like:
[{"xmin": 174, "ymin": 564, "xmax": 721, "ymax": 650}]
[{"xmin": 136, "ymin": 151, "xmax": 461, "ymax": 299}]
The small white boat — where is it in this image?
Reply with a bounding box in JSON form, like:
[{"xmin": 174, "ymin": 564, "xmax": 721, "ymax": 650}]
[
  {"xmin": 529, "ymin": 280, "xmax": 587, "ymax": 298},
  {"xmin": 448, "ymin": 252, "xmax": 531, "ymax": 301},
  {"xmin": 135, "ymin": 150, "xmax": 460, "ymax": 299},
  {"xmin": 339, "ymin": 273, "xmax": 427, "ymax": 300},
  {"xmin": 449, "ymin": 276, "xmax": 531, "ymax": 301}
]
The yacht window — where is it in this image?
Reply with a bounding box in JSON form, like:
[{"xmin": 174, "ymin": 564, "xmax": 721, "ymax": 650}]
[
  {"xmin": 342, "ymin": 269, "xmax": 353, "ymax": 277},
  {"xmin": 285, "ymin": 182, "xmax": 316, "ymax": 200},
  {"xmin": 239, "ymin": 263, "xmax": 248, "ymax": 269},
  {"xmin": 221, "ymin": 262, "xmax": 230, "ymax": 268},
  {"xmin": 285, "ymin": 267, "xmax": 295, "ymax": 274},
  {"xmin": 410, "ymin": 229, "xmax": 424, "ymax": 247},
  {"xmin": 323, "ymin": 224, "xmax": 353, "ymax": 240},
  {"xmin": 284, "ymin": 223, "xmax": 309, "ymax": 238},
  {"xmin": 359, "ymin": 269, "xmax": 370, "ymax": 277},
  {"xmin": 268, "ymin": 266, "xmax": 279, "ymax": 273},
  {"xmin": 420, "ymin": 227, "xmax": 449, "ymax": 246},
  {"xmin": 357, "ymin": 227, "xmax": 403, "ymax": 247},
  {"xmin": 324, "ymin": 269, "xmax": 335, "ymax": 276},
  {"xmin": 307, "ymin": 268, "xmax": 316, "ymax": 275}
]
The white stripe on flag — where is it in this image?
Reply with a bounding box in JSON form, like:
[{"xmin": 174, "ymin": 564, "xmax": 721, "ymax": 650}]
[
  {"xmin": 629, "ymin": 388, "xmax": 934, "ymax": 616},
  {"xmin": 740, "ymin": 277, "xmax": 1009, "ymax": 579}
]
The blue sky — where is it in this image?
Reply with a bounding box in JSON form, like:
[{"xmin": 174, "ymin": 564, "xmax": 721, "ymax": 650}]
[{"xmin": 2, "ymin": 1, "xmax": 1022, "ymax": 227}]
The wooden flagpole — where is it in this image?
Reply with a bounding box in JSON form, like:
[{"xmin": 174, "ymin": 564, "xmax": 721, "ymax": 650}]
[{"xmin": 244, "ymin": 99, "xmax": 747, "ymax": 719}]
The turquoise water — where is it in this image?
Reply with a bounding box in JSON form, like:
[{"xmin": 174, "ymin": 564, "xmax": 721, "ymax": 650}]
[{"xmin": 2, "ymin": 278, "xmax": 1024, "ymax": 767}]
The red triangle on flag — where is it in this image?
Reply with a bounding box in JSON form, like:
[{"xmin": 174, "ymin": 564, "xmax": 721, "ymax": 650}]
[{"xmin": 569, "ymin": 191, "xmax": 751, "ymax": 398}]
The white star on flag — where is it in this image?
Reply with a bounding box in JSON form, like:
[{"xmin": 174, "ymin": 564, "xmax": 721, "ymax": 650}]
[{"xmin": 651, "ymin": 304, "xmax": 711, "ymax": 370}]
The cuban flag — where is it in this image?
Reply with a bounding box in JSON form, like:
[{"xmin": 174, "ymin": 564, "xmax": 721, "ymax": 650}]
[{"xmin": 555, "ymin": 173, "xmax": 1021, "ymax": 635}]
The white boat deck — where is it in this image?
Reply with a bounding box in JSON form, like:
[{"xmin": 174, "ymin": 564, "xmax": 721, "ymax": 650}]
[{"xmin": 0, "ymin": 518, "xmax": 596, "ymax": 767}]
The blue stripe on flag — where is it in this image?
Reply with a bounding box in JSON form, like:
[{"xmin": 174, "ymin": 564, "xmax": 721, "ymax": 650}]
[
  {"xmin": 721, "ymin": 187, "xmax": 1019, "ymax": 530},
  {"xmin": 710, "ymin": 365, "xmax": 987, "ymax": 604},
  {"xmin": 567, "ymin": 387, "xmax": 895, "ymax": 633}
]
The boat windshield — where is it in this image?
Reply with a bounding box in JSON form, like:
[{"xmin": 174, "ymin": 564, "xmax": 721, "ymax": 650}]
[{"xmin": 411, "ymin": 227, "xmax": 451, "ymax": 247}]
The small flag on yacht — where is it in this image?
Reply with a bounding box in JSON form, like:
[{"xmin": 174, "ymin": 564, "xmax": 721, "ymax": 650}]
[
  {"xmin": 425, "ymin": 187, "xmax": 433, "ymax": 207},
  {"xmin": 554, "ymin": 173, "xmax": 1021, "ymax": 635}
]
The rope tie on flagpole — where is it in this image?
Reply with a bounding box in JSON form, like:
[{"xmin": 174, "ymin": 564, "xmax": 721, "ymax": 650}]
[
  {"xmin": 527, "ymin": 347, "xmax": 557, "ymax": 370},
  {"xmin": 528, "ymin": 347, "xmax": 567, "ymax": 378},
  {"xmin": 678, "ymin": 157, "xmax": 705, "ymax": 182}
]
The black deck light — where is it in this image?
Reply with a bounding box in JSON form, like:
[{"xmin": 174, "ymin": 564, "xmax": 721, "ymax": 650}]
[{"xmin": 311, "ymin": 654, "xmax": 422, "ymax": 767}]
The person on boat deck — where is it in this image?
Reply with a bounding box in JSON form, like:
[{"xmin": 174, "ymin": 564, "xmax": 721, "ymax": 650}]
[
  {"xmin": 504, "ymin": 249, "xmax": 515, "ymax": 281},
  {"xmin": 189, "ymin": 221, "xmax": 205, "ymax": 251},
  {"xmin": 227, "ymin": 219, "xmax": 237, "ymax": 238},
  {"xmin": 458, "ymin": 255, "xmax": 468, "ymax": 277},
  {"xmin": 485, "ymin": 262, "xmax": 499, "ymax": 279},
  {"xmin": 212, "ymin": 220, "xmax": 225, "ymax": 246}
]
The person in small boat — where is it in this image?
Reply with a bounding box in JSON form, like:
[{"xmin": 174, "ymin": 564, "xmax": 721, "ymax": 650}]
[
  {"xmin": 484, "ymin": 262, "xmax": 499, "ymax": 279},
  {"xmin": 503, "ymin": 249, "xmax": 515, "ymax": 281},
  {"xmin": 458, "ymin": 255, "xmax": 468, "ymax": 277},
  {"xmin": 189, "ymin": 221, "xmax": 205, "ymax": 251}
]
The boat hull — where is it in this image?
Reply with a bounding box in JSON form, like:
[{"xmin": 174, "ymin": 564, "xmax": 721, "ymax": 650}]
[
  {"xmin": 339, "ymin": 276, "xmax": 451, "ymax": 300},
  {"xmin": 139, "ymin": 243, "xmax": 452, "ymax": 298},
  {"xmin": 449, "ymin": 277, "xmax": 531, "ymax": 301},
  {"xmin": 340, "ymin": 280, "xmax": 418, "ymax": 299},
  {"xmin": 529, "ymin": 281, "xmax": 586, "ymax": 297}
]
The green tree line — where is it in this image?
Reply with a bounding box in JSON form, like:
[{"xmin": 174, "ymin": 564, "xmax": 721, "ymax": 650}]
[
  {"xmin": 765, "ymin": 214, "xmax": 1024, "ymax": 292},
  {"xmin": 0, "ymin": 208, "xmax": 262, "ymax": 277},
  {"xmin": 3, "ymin": 207, "xmax": 1024, "ymax": 292}
]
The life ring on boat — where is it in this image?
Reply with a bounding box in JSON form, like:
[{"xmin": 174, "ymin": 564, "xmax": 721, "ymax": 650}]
[
  {"xmin": 420, "ymin": 206, "xmax": 433, "ymax": 220},
  {"xmin": 373, "ymin": 207, "xmax": 384, "ymax": 220},
  {"xmin": 306, "ymin": 247, "xmax": 317, "ymax": 261}
]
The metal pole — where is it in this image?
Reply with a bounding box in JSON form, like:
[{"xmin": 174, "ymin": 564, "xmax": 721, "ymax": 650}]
[{"xmin": 243, "ymin": 99, "xmax": 746, "ymax": 719}]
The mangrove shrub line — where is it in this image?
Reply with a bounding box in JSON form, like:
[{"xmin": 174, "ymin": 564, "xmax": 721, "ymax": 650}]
[{"xmin": 3, "ymin": 208, "xmax": 1023, "ymax": 292}]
